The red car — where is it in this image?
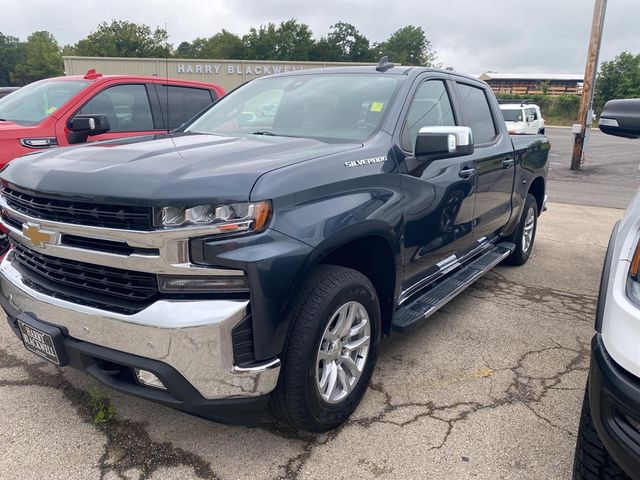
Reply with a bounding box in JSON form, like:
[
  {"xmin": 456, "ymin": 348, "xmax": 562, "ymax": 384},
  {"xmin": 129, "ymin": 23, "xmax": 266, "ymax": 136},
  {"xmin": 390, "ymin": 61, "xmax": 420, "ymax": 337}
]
[{"xmin": 0, "ymin": 70, "xmax": 225, "ymax": 167}]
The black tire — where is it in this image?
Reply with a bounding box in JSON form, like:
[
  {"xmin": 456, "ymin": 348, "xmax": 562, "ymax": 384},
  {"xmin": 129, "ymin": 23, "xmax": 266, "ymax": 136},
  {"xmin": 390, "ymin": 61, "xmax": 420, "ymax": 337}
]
[
  {"xmin": 539, "ymin": 128, "xmax": 546, "ymax": 135},
  {"xmin": 573, "ymin": 385, "xmax": 629, "ymax": 479},
  {"xmin": 504, "ymin": 193, "xmax": 538, "ymax": 266},
  {"xmin": 269, "ymin": 265, "xmax": 381, "ymax": 432}
]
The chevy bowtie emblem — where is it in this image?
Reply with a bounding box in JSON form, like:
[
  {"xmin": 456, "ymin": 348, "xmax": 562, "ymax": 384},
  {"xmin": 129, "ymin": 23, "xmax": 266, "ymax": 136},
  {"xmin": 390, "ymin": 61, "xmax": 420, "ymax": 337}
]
[{"xmin": 22, "ymin": 223, "xmax": 57, "ymax": 248}]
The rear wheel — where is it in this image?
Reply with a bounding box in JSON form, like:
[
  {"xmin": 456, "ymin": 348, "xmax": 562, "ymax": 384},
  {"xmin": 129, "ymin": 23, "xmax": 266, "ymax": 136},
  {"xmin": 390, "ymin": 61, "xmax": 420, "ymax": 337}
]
[
  {"xmin": 270, "ymin": 265, "xmax": 380, "ymax": 431},
  {"xmin": 538, "ymin": 128, "xmax": 546, "ymax": 135},
  {"xmin": 573, "ymin": 385, "xmax": 629, "ymax": 479},
  {"xmin": 504, "ymin": 193, "xmax": 538, "ymax": 266}
]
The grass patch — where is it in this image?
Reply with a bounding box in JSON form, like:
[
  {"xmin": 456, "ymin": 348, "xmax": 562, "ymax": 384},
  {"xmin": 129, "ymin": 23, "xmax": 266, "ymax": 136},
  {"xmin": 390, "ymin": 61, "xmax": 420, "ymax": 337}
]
[{"xmin": 87, "ymin": 386, "xmax": 116, "ymax": 424}]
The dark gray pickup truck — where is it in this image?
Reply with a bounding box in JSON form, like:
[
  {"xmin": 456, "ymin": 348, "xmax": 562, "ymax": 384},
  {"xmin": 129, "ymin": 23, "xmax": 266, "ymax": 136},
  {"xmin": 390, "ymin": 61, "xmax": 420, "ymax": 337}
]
[{"xmin": 0, "ymin": 60, "xmax": 549, "ymax": 431}]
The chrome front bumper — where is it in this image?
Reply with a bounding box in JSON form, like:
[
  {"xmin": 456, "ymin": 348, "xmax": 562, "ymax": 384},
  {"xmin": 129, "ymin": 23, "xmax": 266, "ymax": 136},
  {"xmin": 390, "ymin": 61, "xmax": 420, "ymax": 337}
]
[{"xmin": 0, "ymin": 254, "xmax": 280, "ymax": 399}]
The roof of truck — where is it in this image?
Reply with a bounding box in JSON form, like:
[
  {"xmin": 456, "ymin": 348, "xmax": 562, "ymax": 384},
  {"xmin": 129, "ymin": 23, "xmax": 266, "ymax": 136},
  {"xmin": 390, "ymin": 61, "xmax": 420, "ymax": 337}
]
[{"xmin": 268, "ymin": 65, "xmax": 481, "ymax": 83}]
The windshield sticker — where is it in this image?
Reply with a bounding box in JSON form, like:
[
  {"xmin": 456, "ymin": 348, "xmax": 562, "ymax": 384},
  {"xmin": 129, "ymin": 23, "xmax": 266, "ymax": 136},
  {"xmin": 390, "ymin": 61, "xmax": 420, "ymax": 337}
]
[
  {"xmin": 370, "ymin": 102, "xmax": 384, "ymax": 112},
  {"xmin": 47, "ymin": 106, "xmax": 57, "ymax": 114},
  {"xmin": 344, "ymin": 155, "xmax": 387, "ymax": 168}
]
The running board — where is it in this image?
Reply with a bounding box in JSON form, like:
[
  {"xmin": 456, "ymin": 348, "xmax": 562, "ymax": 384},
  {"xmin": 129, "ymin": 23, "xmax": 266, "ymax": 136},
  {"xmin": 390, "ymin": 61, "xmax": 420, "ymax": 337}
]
[{"xmin": 392, "ymin": 242, "xmax": 515, "ymax": 332}]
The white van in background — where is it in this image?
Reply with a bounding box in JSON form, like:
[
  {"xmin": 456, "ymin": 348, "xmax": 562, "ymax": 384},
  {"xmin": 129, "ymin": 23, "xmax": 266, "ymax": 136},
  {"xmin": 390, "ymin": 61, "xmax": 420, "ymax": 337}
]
[{"xmin": 500, "ymin": 101, "xmax": 545, "ymax": 135}]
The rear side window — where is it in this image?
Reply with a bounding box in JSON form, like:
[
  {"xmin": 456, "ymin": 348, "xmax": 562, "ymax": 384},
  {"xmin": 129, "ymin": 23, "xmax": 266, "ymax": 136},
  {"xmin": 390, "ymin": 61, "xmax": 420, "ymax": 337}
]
[
  {"xmin": 456, "ymin": 83, "xmax": 497, "ymax": 145},
  {"xmin": 402, "ymin": 80, "xmax": 456, "ymax": 151},
  {"xmin": 156, "ymin": 86, "xmax": 214, "ymax": 129},
  {"xmin": 78, "ymin": 84, "xmax": 154, "ymax": 132}
]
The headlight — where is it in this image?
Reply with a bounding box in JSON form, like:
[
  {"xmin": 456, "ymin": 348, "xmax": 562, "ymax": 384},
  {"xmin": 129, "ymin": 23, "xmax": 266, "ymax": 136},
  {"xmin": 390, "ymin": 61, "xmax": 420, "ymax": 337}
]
[{"xmin": 156, "ymin": 201, "xmax": 271, "ymax": 234}]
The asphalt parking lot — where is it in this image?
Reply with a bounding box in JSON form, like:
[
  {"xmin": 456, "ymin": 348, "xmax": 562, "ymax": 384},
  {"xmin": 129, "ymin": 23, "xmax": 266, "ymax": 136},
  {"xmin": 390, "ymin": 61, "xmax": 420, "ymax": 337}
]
[{"xmin": 0, "ymin": 127, "xmax": 636, "ymax": 479}]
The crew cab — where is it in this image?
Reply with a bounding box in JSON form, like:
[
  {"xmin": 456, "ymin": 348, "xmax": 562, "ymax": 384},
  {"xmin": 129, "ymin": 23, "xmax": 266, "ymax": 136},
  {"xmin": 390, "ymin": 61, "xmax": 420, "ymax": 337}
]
[
  {"xmin": 0, "ymin": 61, "xmax": 549, "ymax": 431},
  {"xmin": 500, "ymin": 101, "xmax": 545, "ymax": 135},
  {"xmin": 574, "ymin": 99, "xmax": 640, "ymax": 479},
  {"xmin": 0, "ymin": 70, "xmax": 225, "ymax": 167}
]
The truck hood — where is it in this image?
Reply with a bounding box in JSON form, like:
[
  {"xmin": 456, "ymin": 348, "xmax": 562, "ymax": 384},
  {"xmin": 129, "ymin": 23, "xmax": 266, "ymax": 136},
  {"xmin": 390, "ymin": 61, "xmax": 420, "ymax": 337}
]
[{"xmin": 0, "ymin": 133, "xmax": 361, "ymax": 205}]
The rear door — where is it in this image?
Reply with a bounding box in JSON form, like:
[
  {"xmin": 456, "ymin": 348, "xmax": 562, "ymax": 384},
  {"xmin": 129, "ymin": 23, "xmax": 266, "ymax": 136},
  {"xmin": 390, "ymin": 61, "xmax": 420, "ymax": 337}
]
[
  {"xmin": 452, "ymin": 81, "xmax": 515, "ymax": 241},
  {"xmin": 152, "ymin": 84, "xmax": 216, "ymax": 130},
  {"xmin": 397, "ymin": 75, "xmax": 477, "ymax": 295}
]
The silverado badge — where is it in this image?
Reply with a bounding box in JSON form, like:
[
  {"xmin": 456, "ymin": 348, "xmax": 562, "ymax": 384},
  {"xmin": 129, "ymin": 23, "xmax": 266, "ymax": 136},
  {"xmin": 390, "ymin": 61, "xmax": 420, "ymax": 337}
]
[{"xmin": 22, "ymin": 223, "xmax": 57, "ymax": 248}]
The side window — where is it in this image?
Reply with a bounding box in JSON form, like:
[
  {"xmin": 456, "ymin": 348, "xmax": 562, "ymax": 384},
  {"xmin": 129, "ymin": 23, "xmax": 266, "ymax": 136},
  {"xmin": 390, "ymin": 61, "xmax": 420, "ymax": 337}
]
[
  {"xmin": 402, "ymin": 80, "xmax": 456, "ymax": 151},
  {"xmin": 79, "ymin": 84, "xmax": 154, "ymax": 132},
  {"xmin": 531, "ymin": 108, "xmax": 539, "ymax": 120},
  {"xmin": 456, "ymin": 83, "xmax": 498, "ymax": 145},
  {"xmin": 157, "ymin": 86, "xmax": 215, "ymax": 129}
]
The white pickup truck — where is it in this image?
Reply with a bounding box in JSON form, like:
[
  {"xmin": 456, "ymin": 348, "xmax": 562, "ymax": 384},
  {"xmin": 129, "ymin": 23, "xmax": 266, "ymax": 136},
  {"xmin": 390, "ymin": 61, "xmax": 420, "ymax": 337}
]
[{"xmin": 500, "ymin": 101, "xmax": 545, "ymax": 135}]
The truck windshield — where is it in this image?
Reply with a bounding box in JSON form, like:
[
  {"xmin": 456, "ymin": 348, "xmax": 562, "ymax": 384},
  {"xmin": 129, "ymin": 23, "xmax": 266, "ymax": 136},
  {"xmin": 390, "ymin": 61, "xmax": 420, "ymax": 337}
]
[
  {"xmin": 501, "ymin": 109, "xmax": 524, "ymax": 122},
  {"xmin": 186, "ymin": 74, "xmax": 401, "ymax": 142},
  {"xmin": 0, "ymin": 79, "xmax": 89, "ymax": 125}
]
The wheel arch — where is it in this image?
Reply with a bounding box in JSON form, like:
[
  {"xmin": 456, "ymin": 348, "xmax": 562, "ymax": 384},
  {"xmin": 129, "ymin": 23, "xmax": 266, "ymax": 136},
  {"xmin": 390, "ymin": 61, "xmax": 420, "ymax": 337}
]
[
  {"xmin": 529, "ymin": 175, "xmax": 545, "ymax": 214},
  {"xmin": 308, "ymin": 223, "xmax": 401, "ymax": 336}
]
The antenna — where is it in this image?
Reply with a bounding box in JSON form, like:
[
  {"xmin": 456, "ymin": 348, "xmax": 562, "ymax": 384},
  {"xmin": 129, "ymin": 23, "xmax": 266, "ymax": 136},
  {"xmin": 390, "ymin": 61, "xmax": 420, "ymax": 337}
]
[{"xmin": 376, "ymin": 56, "xmax": 395, "ymax": 72}]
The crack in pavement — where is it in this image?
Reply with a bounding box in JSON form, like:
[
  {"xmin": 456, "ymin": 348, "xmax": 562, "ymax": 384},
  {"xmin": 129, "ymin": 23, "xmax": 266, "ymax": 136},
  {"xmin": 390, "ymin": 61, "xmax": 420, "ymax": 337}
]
[
  {"xmin": 467, "ymin": 270, "xmax": 597, "ymax": 323},
  {"xmin": 0, "ymin": 347, "xmax": 220, "ymax": 480},
  {"xmin": 261, "ymin": 337, "xmax": 588, "ymax": 479}
]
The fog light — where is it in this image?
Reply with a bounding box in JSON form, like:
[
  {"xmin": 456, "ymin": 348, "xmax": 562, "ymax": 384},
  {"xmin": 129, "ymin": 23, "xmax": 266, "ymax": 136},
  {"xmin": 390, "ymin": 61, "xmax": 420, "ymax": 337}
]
[
  {"xmin": 134, "ymin": 369, "xmax": 166, "ymax": 390},
  {"xmin": 158, "ymin": 274, "xmax": 248, "ymax": 293}
]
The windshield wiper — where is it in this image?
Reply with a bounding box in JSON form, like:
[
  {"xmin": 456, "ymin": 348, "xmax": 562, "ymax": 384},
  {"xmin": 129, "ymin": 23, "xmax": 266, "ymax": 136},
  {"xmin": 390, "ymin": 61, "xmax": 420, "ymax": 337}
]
[{"xmin": 252, "ymin": 131, "xmax": 301, "ymax": 138}]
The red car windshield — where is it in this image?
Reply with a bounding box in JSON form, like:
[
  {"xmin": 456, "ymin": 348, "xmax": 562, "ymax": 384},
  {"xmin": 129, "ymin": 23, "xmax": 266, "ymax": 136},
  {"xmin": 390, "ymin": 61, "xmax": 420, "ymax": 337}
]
[{"xmin": 0, "ymin": 79, "xmax": 89, "ymax": 125}]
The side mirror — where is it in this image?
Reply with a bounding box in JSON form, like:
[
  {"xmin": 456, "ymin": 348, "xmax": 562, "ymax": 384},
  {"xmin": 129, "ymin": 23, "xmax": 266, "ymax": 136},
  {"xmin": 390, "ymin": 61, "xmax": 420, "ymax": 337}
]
[
  {"xmin": 67, "ymin": 114, "xmax": 111, "ymax": 144},
  {"xmin": 599, "ymin": 99, "xmax": 640, "ymax": 139},
  {"xmin": 415, "ymin": 126, "xmax": 474, "ymax": 158}
]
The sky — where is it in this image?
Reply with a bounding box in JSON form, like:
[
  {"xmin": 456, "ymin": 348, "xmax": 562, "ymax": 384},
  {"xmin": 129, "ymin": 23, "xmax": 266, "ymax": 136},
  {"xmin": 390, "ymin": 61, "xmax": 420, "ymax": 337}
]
[{"xmin": 2, "ymin": 0, "xmax": 639, "ymax": 75}]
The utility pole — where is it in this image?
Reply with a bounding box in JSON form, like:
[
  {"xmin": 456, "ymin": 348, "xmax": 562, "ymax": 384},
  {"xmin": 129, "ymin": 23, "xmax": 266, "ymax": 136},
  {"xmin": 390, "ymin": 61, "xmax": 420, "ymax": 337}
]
[{"xmin": 571, "ymin": 0, "xmax": 608, "ymax": 170}]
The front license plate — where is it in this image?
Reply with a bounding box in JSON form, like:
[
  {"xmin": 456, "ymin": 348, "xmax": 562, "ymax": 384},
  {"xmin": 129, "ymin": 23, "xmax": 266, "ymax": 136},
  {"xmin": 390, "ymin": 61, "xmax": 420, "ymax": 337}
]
[{"xmin": 18, "ymin": 318, "xmax": 62, "ymax": 365}]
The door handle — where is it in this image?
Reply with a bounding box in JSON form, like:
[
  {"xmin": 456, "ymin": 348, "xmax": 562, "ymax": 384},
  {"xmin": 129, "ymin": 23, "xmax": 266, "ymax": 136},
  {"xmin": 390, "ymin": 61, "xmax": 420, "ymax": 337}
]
[
  {"xmin": 501, "ymin": 158, "xmax": 515, "ymax": 169},
  {"xmin": 459, "ymin": 167, "xmax": 475, "ymax": 178}
]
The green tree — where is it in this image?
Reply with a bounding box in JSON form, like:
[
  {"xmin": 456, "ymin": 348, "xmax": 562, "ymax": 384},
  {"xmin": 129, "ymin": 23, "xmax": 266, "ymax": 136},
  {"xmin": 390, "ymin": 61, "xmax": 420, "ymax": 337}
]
[
  {"xmin": 70, "ymin": 20, "xmax": 169, "ymax": 58},
  {"xmin": 377, "ymin": 26, "xmax": 437, "ymax": 66},
  {"xmin": 594, "ymin": 51, "xmax": 640, "ymax": 112},
  {"xmin": 326, "ymin": 22, "xmax": 374, "ymax": 62},
  {"xmin": 243, "ymin": 23, "xmax": 278, "ymax": 60},
  {"xmin": 12, "ymin": 31, "xmax": 63, "ymax": 85},
  {"xmin": 0, "ymin": 33, "xmax": 26, "ymax": 86},
  {"xmin": 185, "ymin": 30, "xmax": 247, "ymax": 59},
  {"xmin": 272, "ymin": 20, "xmax": 314, "ymax": 61},
  {"xmin": 175, "ymin": 41, "xmax": 197, "ymax": 58},
  {"xmin": 309, "ymin": 37, "xmax": 342, "ymax": 62},
  {"xmin": 243, "ymin": 20, "xmax": 314, "ymax": 61}
]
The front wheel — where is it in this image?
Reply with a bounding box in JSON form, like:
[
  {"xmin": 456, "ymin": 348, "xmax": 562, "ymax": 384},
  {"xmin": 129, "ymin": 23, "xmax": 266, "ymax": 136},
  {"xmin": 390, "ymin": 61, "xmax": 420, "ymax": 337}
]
[
  {"xmin": 270, "ymin": 265, "xmax": 381, "ymax": 431},
  {"xmin": 504, "ymin": 193, "xmax": 538, "ymax": 266}
]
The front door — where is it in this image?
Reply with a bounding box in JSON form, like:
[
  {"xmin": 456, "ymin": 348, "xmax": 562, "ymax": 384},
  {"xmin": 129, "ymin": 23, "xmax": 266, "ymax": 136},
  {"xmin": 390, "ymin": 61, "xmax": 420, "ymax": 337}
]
[
  {"xmin": 453, "ymin": 81, "xmax": 515, "ymax": 241},
  {"xmin": 398, "ymin": 77, "xmax": 477, "ymax": 294},
  {"xmin": 58, "ymin": 83, "xmax": 159, "ymax": 145}
]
